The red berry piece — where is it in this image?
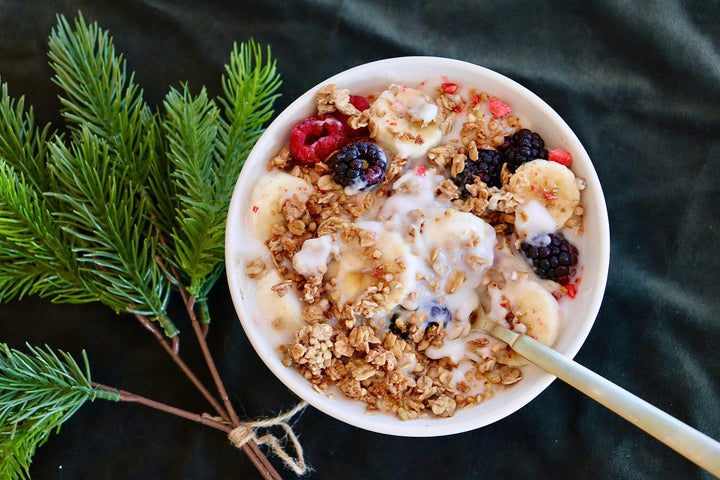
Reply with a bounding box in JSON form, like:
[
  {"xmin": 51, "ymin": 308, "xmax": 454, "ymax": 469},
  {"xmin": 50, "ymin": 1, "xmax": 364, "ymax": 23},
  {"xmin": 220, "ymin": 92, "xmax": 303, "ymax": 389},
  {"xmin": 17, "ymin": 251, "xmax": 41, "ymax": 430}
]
[
  {"xmin": 289, "ymin": 115, "xmax": 346, "ymax": 164},
  {"xmin": 334, "ymin": 95, "xmax": 371, "ymax": 137},
  {"xmin": 548, "ymin": 148, "xmax": 572, "ymax": 167},
  {"xmin": 441, "ymin": 82, "xmax": 458, "ymax": 94},
  {"xmin": 349, "ymin": 94, "xmax": 370, "ymax": 111},
  {"xmin": 489, "ymin": 98, "xmax": 511, "ymax": 118}
]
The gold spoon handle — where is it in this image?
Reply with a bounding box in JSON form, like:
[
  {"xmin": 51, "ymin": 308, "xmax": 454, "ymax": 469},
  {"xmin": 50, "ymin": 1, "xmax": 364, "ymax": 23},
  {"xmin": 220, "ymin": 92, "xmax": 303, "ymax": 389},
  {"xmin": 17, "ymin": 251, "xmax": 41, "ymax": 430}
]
[{"xmin": 486, "ymin": 320, "xmax": 720, "ymax": 476}]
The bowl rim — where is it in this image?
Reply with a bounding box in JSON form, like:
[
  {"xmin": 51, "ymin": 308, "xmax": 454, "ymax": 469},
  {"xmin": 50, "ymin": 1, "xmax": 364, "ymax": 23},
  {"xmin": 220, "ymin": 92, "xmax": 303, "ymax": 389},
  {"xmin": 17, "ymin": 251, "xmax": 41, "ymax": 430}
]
[{"xmin": 225, "ymin": 55, "xmax": 611, "ymax": 437}]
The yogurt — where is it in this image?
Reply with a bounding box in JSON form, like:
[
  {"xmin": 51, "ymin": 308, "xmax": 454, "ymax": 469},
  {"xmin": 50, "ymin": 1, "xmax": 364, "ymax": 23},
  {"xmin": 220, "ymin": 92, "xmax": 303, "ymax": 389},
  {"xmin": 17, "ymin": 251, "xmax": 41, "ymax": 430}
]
[{"xmin": 243, "ymin": 80, "xmax": 585, "ymax": 419}]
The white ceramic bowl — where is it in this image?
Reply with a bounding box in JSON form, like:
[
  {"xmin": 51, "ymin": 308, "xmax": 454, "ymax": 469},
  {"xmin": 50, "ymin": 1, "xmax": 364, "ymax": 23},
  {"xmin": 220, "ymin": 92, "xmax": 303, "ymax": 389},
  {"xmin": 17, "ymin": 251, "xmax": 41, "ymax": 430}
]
[{"xmin": 225, "ymin": 57, "xmax": 610, "ymax": 437}]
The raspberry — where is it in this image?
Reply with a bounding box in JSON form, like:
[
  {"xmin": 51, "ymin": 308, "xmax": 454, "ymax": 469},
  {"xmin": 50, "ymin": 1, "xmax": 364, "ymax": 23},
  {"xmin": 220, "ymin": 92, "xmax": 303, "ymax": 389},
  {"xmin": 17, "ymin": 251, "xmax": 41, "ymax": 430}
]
[
  {"xmin": 289, "ymin": 114, "xmax": 346, "ymax": 165},
  {"xmin": 498, "ymin": 128, "xmax": 548, "ymax": 172},
  {"xmin": 489, "ymin": 98, "xmax": 511, "ymax": 118},
  {"xmin": 334, "ymin": 95, "xmax": 371, "ymax": 137},
  {"xmin": 330, "ymin": 141, "xmax": 387, "ymax": 190},
  {"xmin": 452, "ymin": 149, "xmax": 503, "ymax": 197},
  {"xmin": 520, "ymin": 233, "xmax": 579, "ymax": 285},
  {"xmin": 549, "ymin": 148, "xmax": 572, "ymax": 167}
]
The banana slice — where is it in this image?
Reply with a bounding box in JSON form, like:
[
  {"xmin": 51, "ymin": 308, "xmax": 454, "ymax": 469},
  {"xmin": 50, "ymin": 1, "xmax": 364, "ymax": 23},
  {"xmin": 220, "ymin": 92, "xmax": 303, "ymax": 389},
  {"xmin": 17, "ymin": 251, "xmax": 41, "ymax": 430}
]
[
  {"xmin": 328, "ymin": 228, "xmax": 415, "ymax": 315},
  {"xmin": 509, "ymin": 159, "xmax": 580, "ymax": 230},
  {"xmin": 247, "ymin": 171, "xmax": 313, "ymax": 241},
  {"xmin": 369, "ymin": 84, "xmax": 442, "ymax": 159},
  {"xmin": 491, "ymin": 279, "xmax": 562, "ymax": 366},
  {"xmin": 422, "ymin": 209, "xmax": 496, "ymax": 262},
  {"xmin": 255, "ymin": 268, "xmax": 305, "ymax": 340}
]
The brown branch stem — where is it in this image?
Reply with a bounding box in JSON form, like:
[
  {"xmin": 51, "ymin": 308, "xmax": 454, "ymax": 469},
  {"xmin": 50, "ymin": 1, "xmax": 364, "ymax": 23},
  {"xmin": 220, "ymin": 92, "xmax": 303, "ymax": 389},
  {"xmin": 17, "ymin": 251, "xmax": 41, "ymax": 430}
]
[
  {"xmin": 182, "ymin": 293, "xmax": 241, "ymax": 426},
  {"xmin": 202, "ymin": 322, "xmax": 210, "ymax": 338},
  {"xmin": 179, "ymin": 292, "xmax": 282, "ymax": 480},
  {"xmin": 93, "ymin": 382, "xmax": 231, "ymax": 432},
  {"xmin": 133, "ymin": 312, "xmax": 230, "ymax": 424},
  {"xmin": 92, "ymin": 383, "xmax": 282, "ymax": 480},
  {"xmin": 152, "ymin": 254, "xmax": 241, "ymax": 426},
  {"xmin": 172, "ymin": 335, "xmax": 180, "ymax": 355},
  {"xmin": 149, "ymin": 254, "xmax": 283, "ymax": 479}
]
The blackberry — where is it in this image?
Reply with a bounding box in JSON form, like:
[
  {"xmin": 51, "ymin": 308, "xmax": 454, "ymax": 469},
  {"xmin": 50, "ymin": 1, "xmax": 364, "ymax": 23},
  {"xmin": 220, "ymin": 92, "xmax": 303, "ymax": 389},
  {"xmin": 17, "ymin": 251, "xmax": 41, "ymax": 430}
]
[
  {"xmin": 330, "ymin": 141, "xmax": 387, "ymax": 190},
  {"xmin": 452, "ymin": 149, "xmax": 503, "ymax": 197},
  {"xmin": 498, "ymin": 128, "xmax": 548, "ymax": 171},
  {"xmin": 520, "ymin": 233, "xmax": 579, "ymax": 285}
]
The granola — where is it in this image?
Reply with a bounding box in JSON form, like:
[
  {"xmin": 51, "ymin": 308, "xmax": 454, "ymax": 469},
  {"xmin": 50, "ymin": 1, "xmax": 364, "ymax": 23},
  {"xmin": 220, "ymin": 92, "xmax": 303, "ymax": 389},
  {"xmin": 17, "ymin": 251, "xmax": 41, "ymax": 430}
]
[{"xmin": 244, "ymin": 78, "xmax": 586, "ymax": 420}]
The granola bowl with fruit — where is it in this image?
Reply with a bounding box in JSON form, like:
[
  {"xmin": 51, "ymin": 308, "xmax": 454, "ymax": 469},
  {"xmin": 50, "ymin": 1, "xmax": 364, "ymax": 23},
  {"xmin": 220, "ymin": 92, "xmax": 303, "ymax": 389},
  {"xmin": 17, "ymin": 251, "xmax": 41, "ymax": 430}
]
[{"xmin": 225, "ymin": 57, "xmax": 610, "ymax": 436}]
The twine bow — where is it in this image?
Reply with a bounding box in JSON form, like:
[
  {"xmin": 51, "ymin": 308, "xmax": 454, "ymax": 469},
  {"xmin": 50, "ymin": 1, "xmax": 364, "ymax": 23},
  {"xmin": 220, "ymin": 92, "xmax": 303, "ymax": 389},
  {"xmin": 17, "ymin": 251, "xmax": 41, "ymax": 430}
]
[{"xmin": 208, "ymin": 401, "xmax": 309, "ymax": 475}]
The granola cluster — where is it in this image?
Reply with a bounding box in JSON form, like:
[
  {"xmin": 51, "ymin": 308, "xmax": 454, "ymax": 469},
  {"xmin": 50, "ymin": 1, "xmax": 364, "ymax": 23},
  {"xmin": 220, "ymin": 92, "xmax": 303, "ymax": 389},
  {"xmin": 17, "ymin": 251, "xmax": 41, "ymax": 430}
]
[{"xmin": 245, "ymin": 81, "xmax": 585, "ymax": 420}]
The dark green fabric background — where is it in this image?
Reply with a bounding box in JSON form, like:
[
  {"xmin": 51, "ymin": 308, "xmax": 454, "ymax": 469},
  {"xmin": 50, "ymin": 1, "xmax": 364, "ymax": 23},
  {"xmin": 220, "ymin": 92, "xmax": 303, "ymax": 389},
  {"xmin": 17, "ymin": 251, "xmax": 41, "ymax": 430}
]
[{"xmin": 1, "ymin": 1, "xmax": 719, "ymax": 479}]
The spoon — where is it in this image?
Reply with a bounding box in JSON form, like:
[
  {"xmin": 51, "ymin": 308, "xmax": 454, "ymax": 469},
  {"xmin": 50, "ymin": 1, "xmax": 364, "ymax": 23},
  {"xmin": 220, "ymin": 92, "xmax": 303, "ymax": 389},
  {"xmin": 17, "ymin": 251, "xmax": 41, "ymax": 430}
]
[{"xmin": 472, "ymin": 308, "xmax": 720, "ymax": 477}]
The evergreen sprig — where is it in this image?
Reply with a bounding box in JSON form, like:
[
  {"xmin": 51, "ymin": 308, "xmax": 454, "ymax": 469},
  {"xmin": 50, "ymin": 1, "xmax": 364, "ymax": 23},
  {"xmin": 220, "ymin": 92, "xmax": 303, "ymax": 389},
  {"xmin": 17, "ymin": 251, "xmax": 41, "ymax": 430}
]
[
  {"xmin": 48, "ymin": 13, "xmax": 157, "ymax": 184},
  {"xmin": 0, "ymin": 80, "xmax": 93, "ymax": 303},
  {"xmin": 0, "ymin": 160, "xmax": 94, "ymax": 303},
  {"xmin": 162, "ymin": 84, "xmax": 224, "ymax": 298},
  {"xmin": 160, "ymin": 40, "xmax": 281, "ymax": 304},
  {"xmin": 0, "ymin": 15, "xmax": 281, "ymax": 328},
  {"xmin": 0, "ymin": 11, "xmax": 284, "ymax": 479},
  {"xmin": 46, "ymin": 13, "xmax": 175, "ymax": 333},
  {"xmin": 0, "ymin": 343, "xmax": 119, "ymax": 480},
  {"xmin": 0, "ymin": 14, "xmax": 176, "ymax": 335},
  {"xmin": 46, "ymin": 126, "xmax": 174, "ymax": 334},
  {"xmin": 0, "ymin": 80, "xmax": 54, "ymax": 193}
]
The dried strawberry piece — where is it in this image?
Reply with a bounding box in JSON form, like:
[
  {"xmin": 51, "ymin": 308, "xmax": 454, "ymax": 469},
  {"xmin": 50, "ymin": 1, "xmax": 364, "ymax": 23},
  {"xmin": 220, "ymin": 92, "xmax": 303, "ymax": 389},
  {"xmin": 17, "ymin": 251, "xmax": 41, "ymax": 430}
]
[
  {"xmin": 441, "ymin": 82, "xmax": 458, "ymax": 94},
  {"xmin": 489, "ymin": 98, "xmax": 511, "ymax": 118},
  {"xmin": 289, "ymin": 114, "xmax": 346, "ymax": 164},
  {"xmin": 548, "ymin": 148, "xmax": 572, "ymax": 167},
  {"xmin": 334, "ymin": 95, "xmax": 371, "ymax": 137}
]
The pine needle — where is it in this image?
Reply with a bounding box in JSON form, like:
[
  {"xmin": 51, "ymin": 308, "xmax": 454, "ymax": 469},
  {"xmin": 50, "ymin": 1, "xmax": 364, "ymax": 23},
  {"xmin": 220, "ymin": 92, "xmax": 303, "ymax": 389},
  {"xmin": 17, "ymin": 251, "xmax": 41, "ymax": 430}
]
[
  {"xmin": 0, "ymin": 13, "xmax": 284, "ymax": 476},
  {"xmin": 46, "ymin": 127, "xmax": 175, "ymax": 335},
  {"xmin": 157, "ymin": 40, "xmax": 281, "ymax": 301},
  {"xmin": 0, "ymin": 344, "xmax": 120, "ymax": 480},
  {"xmin": 0, "ymin": 80, "xmax": 54, "ymax": 193},
  {"xmin": 0, "ymin": 160, "xmax": 95, "ymax": 303}
]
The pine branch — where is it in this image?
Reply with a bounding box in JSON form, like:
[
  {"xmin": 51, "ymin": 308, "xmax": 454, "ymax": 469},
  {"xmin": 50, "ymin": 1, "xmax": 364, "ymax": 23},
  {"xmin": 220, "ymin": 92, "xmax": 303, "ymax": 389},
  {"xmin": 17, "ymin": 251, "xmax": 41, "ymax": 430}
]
[
  {"xmin": 0, "ymin": 79, "xmax": 54, "ymax": 193},
  {"xmin": 46, "ymin": 127, "xmax": 176, "ymax": 336},
  {"xmin": 161, "ymin": 84, "xmax": 224, "ymax": 295},
  {"xmin": 0, "ymin": 13, "xmax": 289, "ymax": 479},
  {"xmin": 44, "ymin": 13, "xmax": 177, "ymax": 336},
  {"xmin": 217, "ymin": 39, "xmax": 282, "ymax": 191},
  {"xmin": 0, "ymin": 78, "xmax": 94, "ymax": 303},
  {"xmin": 0, "ymin": 344, "xmax": 120, "ymax": 480},
  {"xmin": 155, "ymin": 40, "xmax": 281, "ymax": 303},
  {"xmin": 48, "ymin": 13, "xmax": 156, "ymax": 185},
  {"xmin": 0, "ymin": 160, "xmax": 96, "ymax": 304}
]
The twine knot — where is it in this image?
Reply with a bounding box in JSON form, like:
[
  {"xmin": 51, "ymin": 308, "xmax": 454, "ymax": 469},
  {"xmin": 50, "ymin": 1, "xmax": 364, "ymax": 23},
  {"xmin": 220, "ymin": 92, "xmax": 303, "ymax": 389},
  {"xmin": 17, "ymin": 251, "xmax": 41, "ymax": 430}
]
[{"xmin": 226, "ymin": 401, "xmax": 309, "ymax": 475}]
